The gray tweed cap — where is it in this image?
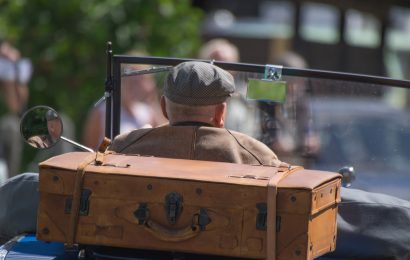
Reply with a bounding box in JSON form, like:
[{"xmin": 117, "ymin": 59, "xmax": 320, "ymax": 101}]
[
  {"xmin": 164, "ymin": 61, "xmax": 235, "ymax": 106},
  {"xmin": 45, "ymin": 109, "xmax": 59, "ymax": 121}
]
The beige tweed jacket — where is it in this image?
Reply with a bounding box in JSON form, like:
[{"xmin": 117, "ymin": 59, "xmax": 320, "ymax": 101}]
[{"xmin": 109, "ymin": 124, "xmax": 282, "ymax": 167}]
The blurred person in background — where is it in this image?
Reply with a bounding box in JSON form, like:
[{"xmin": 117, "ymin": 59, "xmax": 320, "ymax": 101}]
[
  {"xmin": 199, "ymin": 38, "xmax": 239, "ymax": 65},
  {"xmin": 82, "ymin": 53, "xmax": 166, "ymax": 150},
  {"xmin": 259, "ymin": 51, "xmax": 320, "ymax": 166},
  {"xmin": 199, "ymin": 38, "xmax": 261, "ymax": 138},
  {"xmin": 0, "ymin": 40, "xmax": 32, "ymax": 182},
  {"xmin": 0, "ymin": 40, "xmax": 76, "ymax": 179}
]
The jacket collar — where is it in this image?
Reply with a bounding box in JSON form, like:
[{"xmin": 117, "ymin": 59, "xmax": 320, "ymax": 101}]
[{"xmin": 171, "ymin": 121, "xmax": 213, "ymax": 127}]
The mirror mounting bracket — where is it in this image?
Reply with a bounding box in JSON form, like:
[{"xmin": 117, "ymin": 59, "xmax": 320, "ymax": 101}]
[{"xmin": 264, "ymin": 64, "xmax": 283, "ymax": 81}]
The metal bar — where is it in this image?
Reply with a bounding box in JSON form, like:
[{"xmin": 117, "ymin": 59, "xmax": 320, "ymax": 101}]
[
  {"xmin": 61, "ymin": 136, "xmax": 94, "ymax": 152},
  {"xmin": 113, "ymin": 55, "xmax": 262, "ymax": 73},
  {"xmin": 112, "ymin": 56, "xmax": 122, "ymax": 137},
  {"xmin": 105, "ymin": 42, "xmax": 113, "ymax": 139},
  {"xmin": 122, "ymin": 66, "xmax": 172, "ymax": 77},
  {"xmin": 283, "ymin": 68, "xmax": 410, "ymax": 88},
  {"xmin": 112, "ymin": 55, "xmax": 410, "ymax": 89}
]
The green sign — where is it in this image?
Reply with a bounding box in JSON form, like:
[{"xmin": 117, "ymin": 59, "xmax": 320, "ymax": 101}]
[{"xmin": 246, "ymin": 79, "xmax": 287, "ymax": 103}]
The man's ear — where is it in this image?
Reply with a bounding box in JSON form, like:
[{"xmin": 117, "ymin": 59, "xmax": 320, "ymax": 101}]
[
  {"xmin": 160, "ymin": 96, "xmax": 169, "ymax": 120},
  {"xmin": 213, "ymin": 102, "xmax": 227, "ymax": 128}
]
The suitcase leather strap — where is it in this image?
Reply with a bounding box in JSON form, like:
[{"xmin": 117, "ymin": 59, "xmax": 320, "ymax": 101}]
[
  {"xmin": 266, "ymin": 165, "xmax": 297, "ymax": 260},
  {"xmin": 97, "ymin": 137, "xmax": 111, "ymax": 153},
  {"xmin": 66, "ymin": 153, "xmax": 97, "ymax": 247}
]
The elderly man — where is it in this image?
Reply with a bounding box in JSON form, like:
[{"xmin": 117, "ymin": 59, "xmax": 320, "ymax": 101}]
[
  {"xmin": 0, "ymin": 62, "xmax": 409, "ymax": 260},
  {"xmin": 110, "ymin": 61, "xmax": 282, "ymax": 167},
  {"xmin": 27, "ymin": 110, "xmax": 62, "ymax": 149}
]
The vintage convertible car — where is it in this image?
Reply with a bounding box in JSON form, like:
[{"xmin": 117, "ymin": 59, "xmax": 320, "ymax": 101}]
[{"xmin": 1, "ymin": 46, "xmax": 410, "ymax": 259}]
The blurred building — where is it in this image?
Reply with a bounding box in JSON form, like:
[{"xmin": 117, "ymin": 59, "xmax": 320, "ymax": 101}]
[{"xmin": 193, "ymin": 0, "xmax": 410, "ymax": 81}]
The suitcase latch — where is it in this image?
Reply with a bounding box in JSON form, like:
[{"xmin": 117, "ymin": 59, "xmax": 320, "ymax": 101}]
[
  {"xmin": 196, "ymin": 208, "xmax": 211, "ymax": 231},
  {"xmin": 165, "ymin": 192, "xmax": 183, "ymax": 225},
  {"xmin": 134, "ymin": 203, "xmax": 149, "ymax": 224},
  {"xmin": 64, "ymin": 188, "xmax": 92, "ymax": 216},
  {"xmin": 256, "ymin": 203, "xmax": 267, "ymax": 230},
  {"xmin": 256, "ymin": 203, "xmax": 281, "ymax": 231}
]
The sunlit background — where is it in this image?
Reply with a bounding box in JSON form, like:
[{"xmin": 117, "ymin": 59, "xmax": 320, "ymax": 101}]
[{"xmin": 1, "ymin": 0, "xmax": 410, "ymax": 200}]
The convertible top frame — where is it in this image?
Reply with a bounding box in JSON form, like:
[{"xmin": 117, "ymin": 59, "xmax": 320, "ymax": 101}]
[{"xmin": 105, "ymin": 42, "xmax": 410, "ymax": 139}]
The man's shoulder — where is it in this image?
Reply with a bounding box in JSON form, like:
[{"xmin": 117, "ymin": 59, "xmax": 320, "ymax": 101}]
[
  {"xmin": 110, "ymin": 127, "xmax": 157, "ymax": 152},
  {"xmin": 224, "ymin": 128, "xmax": 276, "ymax": 153},
  {"xmin": 201, "ymin": 127, "xmax": 267, "ymax": 146},
  {"xmin": 197, "ymin": 127, "xmax": 281, "ymax": 165},
  {"xmin": 110, "ymin": 125, "xmax": 270, "ymax": 151}
]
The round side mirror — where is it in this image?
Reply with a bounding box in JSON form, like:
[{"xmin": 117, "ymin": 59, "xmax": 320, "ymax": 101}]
[{"xmin": 20, "ymin": 106, "xmax": 63, "ymax": 149}]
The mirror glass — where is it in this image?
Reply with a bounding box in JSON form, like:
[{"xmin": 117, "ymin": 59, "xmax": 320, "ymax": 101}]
[{"xmin": 20, "ymin": 106, "xmax": 63, "ymax": 149}]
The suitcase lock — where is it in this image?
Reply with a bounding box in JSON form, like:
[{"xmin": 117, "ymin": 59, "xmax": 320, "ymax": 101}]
[{"xmin": 165, "ymin": 192, "xmax": 183, "ymax": 225}]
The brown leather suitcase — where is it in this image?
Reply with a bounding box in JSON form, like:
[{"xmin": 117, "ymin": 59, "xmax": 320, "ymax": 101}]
[{"xmin": 37, "ymin": 152, "xmax": 341, "ymax": 259}]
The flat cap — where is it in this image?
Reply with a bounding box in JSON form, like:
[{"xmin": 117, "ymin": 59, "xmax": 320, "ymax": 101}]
[
  {"xmin": 164, "ymin": 61, "xmax": 235, "ymax": 106},
  {"xmin": 45, "ymin": 109, "xmax": 59, "ymax": 121}
]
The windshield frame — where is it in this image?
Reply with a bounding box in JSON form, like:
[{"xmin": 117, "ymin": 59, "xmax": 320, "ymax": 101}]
[{"xmin": 106, "ymin": 48, "xmax": 410, "ymax": 139}]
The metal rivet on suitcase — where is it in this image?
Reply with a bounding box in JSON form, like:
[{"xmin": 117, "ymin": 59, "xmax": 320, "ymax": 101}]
[
  {"xmin": 147, "ymin": 184, "xmax": 153, "ymax": 190},
  {"xmin": 52, "ymin": 176, "xmax": 59, "ymax": 182},
  {"xmin": 295, "ymin": 249, "xmax": 301, "ymax": 256},
  {"xmin": 291, "ymin": 196, "xmax": 297, "ymax": 202},
  {"xmin": 42, "ymin": 227, "xmax": 50, "ymax": 235},
  {"xmin": 196, "ymin": 188, "xmax": 202, "ymax": 195}
]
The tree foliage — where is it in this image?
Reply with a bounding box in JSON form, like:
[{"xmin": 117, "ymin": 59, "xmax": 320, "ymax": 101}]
[{"xmin": 0, "ymin": 0, "xmax": 203, "ymax": 135}]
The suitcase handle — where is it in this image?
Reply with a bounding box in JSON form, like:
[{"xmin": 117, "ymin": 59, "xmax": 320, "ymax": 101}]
[
  {"xmin": 144, "ymin": 219, "xmax": 200, "ymax": 242},
  {"xmin": 142, "ymin": 208, "xmax": 211, "ymax": 242}
]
